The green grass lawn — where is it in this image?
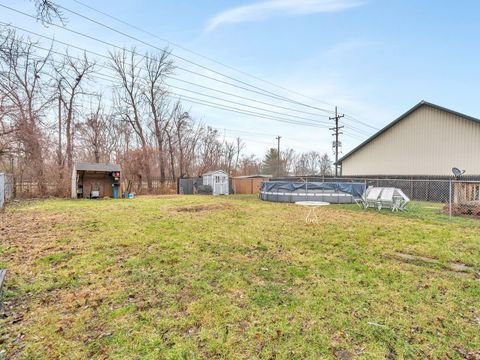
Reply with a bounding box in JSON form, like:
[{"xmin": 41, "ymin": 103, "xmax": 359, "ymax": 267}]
[{"xmin": 1, "ymin": 196, "xmax": 479, "ymax": 359}]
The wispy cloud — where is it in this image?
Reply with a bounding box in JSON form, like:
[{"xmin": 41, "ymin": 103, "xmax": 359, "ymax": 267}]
[
  {"xmin": 324, "ymin": 40, "xmax": 374, "ymax": 57},
  {"xmin": 206, "ymin": 0, "xmax": 363, "ymax": 32}
]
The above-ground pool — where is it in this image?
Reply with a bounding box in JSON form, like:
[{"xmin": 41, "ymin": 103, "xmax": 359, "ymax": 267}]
[{"xmin": 259, "ymin": 181, "xmax": 366, "ymax": 204}]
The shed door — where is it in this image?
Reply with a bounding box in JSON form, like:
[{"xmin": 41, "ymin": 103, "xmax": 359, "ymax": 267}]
[{"xmin": 214, "ymin": 175, "xmax": 227, "ymax": 195}]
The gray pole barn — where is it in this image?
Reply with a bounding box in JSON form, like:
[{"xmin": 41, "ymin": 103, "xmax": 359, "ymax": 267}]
[{"xmin": 336, "ymin": 101, "xmax": 480, "ymax": 177}]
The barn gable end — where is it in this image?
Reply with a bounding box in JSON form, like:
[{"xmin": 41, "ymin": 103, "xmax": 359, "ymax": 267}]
[{"xmin": 338, "ymin": 101, "xmax": 480, "ymax": 176}]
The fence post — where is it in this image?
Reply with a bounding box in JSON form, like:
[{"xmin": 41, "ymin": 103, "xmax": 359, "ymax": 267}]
[
  {"xmin": 305, "ymin": 177, "xmax": 308, "ymax": 200},
  {"xmin": 449, "ymin": 179, "xmax": 452, "ymax": 221},
  {"xmin": 0, "ymin": 173, "xmax": 4, "ymax": 210}
]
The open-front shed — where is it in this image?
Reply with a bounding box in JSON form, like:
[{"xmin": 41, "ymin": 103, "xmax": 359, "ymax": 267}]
[{"xmin": 71, "ymin": 162, "xmax": 122, "ymax": 199}]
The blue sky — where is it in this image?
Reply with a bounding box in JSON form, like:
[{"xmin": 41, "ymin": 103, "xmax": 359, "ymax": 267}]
[{"xmin": 3, "ymin": 0, "xmax": 480, "ymax": 157}]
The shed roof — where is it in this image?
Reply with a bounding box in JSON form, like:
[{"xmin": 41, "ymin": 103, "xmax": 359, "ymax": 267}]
[
  {"xmin": 233, "ymin": 174, "xmax": 271, "ymax": 179},
  {"xmin": 336, "ymin": 101, "xmax": 480, "ymax": 165},
  {"xmin": 203, "ymin": 170, "xmax": 228, "ymax": 176},
  {"xmin": 75, "ymin": 162, "xmax": 121, "ymax": 172}
]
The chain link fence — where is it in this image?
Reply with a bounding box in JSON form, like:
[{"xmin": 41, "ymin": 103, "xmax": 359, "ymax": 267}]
[
  {"xmin": 271, "ymin": 176, "xmax": 480, "ymax": 220},
  {"xmin": 2, "ymin": 173, "xmax": 479, "ymax": 219},
  {"xmin": 11, "ymin": 177, "xmax": 177, "ymax": 198},
  {"xmin": 128, "ymin": 178, "xmax": 177, "ymax": 195}
]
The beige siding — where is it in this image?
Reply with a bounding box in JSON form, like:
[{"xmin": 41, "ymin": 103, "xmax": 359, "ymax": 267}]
[{"xmin": 341, "ymin": 106, "xmax": 480, "ymax": 176}]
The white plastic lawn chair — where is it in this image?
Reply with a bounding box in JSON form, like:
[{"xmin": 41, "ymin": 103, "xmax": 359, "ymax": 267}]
[
  {"xmin": 361, "ymin": 187, "xmax": 382, "ymax": 210},
  {"xmin": 355, "ymin": 187, "xmax": 370, "ymax": 209},
  {"xmin": 392, "ymin": 188, "xmax": 410, "ymax": 212},
  {"xmin": 377, "ymin": 187, "xmax": 395, "ymax": 211}
]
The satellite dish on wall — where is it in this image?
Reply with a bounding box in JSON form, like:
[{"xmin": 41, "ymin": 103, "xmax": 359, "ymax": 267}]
[{"xmin": 452, "ymin": 167, "xmax": 465, "ymax": 179}]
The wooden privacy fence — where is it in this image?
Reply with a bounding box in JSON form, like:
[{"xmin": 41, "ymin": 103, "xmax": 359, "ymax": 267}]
[{"xmin": 231, "ymin": 177, "xmax": 266, "ymax": 195}]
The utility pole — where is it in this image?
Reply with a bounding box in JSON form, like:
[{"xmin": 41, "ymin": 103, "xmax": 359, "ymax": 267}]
[
  {"xmin": 276, "ymin": 135, "xmax": 281, "ymax": 176},
  {"xmin": 329, "ymin": 106, "xmax": 344, "ymax": 177},
  {"xmin": 58, "ymin": 94, "xmax": 62, "ymax": 169}
]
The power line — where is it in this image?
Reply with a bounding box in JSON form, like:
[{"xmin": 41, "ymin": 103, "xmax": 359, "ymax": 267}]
[
  {"xmin": 166, "ymin": 77, "xmax": 330, "ymax": 118},
  {"xmin": 0, "ymin": 5, "xmax": 336, "ymax": 116},
  {"xmin": 66, "ymin": 1, "xmax": 385, "ymax": 130},
  {"xmin": 71, "ymin": 0, "xmax": 337, "ymax": 109},
  {"xmin": 220, "ymin": 128, "xmax": 331, "ymax": 152},
  {"xmin": 13, "ymin": 39, "xmax": 344, "ymax": 147},
  {"xmin": 54, "ymin": 3, "xmax": 337, "ymax": 114},
  {"xmin": 0, "ymin": 51, "xmax": 369, "ymax": 159},
  {"xmin": 168, "ymin": 93, "xmax": 329, "ymax": 128},
  {"xmin": 11, "ymin": 38, "xmax": 334, "ymax": 130},
  {"xmin": 221, "ymin": 128, "xmax": 279, "ymax": 138},
  {"xmin": 343, "ymin": 132, "xmax": 365, "ymax": 141},
  {"xmin": 4, "ymin": 29, "xmax": 339, "ymax": 132},
  {"xmin": 221, "ymin": 133, "xmax": 321, "ymax": 153},
  {"xmin": 0, "ymin": 22, "xmax": 335, "ymax": 125},
  {"xmin": 168, "ymin": 85, "xmax": 332, "ymax": 125},
  {"xmin": 0, "ymin": 16, "xmax": 375, "ymax": 143},
  {"xmin": 0, "ymin": 6, "xmax": 380, "ymax": 136},
  {"xmin": 10, "ymin": 35, "xmax": 371, "ymax": 144},
  {"xmin": 344, "ymin": 114, "xmax": 379, "ymax": 131}
]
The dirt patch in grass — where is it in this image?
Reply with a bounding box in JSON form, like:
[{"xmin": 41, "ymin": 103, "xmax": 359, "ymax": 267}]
[{"xmin": 393, "ymin": 252, "xmax": 476, "ymax": 277}]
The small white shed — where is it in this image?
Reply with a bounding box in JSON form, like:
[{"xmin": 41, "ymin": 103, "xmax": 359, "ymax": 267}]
[{"xmin": 202, "ymin": 170, "xmax": 229, "ymax": 196}]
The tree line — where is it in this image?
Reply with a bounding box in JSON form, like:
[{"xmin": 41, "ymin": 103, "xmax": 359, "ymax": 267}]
[{"xmin": 0, "ymin": 23, "xmax": 332, "ymax": 196}]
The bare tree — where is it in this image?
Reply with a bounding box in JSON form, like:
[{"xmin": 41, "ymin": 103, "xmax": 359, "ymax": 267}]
[
  {"xmin": 143, "ymin": 50, "xmax": 174, "ymax": 183},
  {"xmin": 164, "ymin": 120, "xmax": 176, "ymax": 181},
  {"xmin": 319, "ymin": 153, "xmax": 332, "ymax": 175},
  {"xmin": 238, "ymin": 154, "xmax": 261, "ymax": 175},
  {"xmin": 55, "ymin": 51, "xmax": 95, "ymax": 171},
  {"xmin": 77, "ymin": 97, "xmax": 118, "ymax": 163},
  {"xmin": 31, "ymin": 0, "xmax": 66, "ymax": 24},
  {"xmin": 0, "ymin": 95, "xmax": 15, "ymax": 157},
  {"xmin": 234, "ymin": 137, "xmax": 245, "ymax": 174},
  {"xmin": 223, "ymin": 140, "xmax": 236, "ymax": 175},
  {"xmin": 197, "ymin": 127, "xmax": 221, "ymax": 175},
  {"xmin": 109, "ymin": 48, "xmax": 153, "ymax": 191},
  {"xmin": 172, "ymin": 101, "xmax": 191, "ymax": 178},
  {"xmin": 1, "ymin": 23, "xmax": 303, "ymax": 196},
  {"xmin": 0, "ymin": 28, "xmax": 53, "ymax": 191},
  {"xmin": 182, "ymin": 120, "xmax": 202, "ymax": 178}
]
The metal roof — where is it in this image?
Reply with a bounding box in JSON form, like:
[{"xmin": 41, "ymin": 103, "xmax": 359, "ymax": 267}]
[
  {"xmin": 74, "ymin": 162, "xmax": 121, "ymax": 172},
  {"xmin": 336, "ymin": 101, "xmax": 480, "ymax": 165}
]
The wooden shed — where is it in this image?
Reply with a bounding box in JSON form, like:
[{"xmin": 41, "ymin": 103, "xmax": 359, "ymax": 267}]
[
  {"xmin": 71, "ymin": 162, "xmax": 122, "ymax": 199},
  {"xmin": 202, "ymin": 170, "xmax": 229, "ymax": 196},
  {"xmin": 232, "ymin": 175, "xmax": 271, "ymax": 195}
]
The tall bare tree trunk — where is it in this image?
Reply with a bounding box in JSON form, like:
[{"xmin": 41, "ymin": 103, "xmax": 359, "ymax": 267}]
[
  {"xmin": 144, "ymin": 50, "xmax": 174, "ymax": 185},
  {"xmin": 110, "ymin": 48, "xmax": 153, "ymax": 192}
]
